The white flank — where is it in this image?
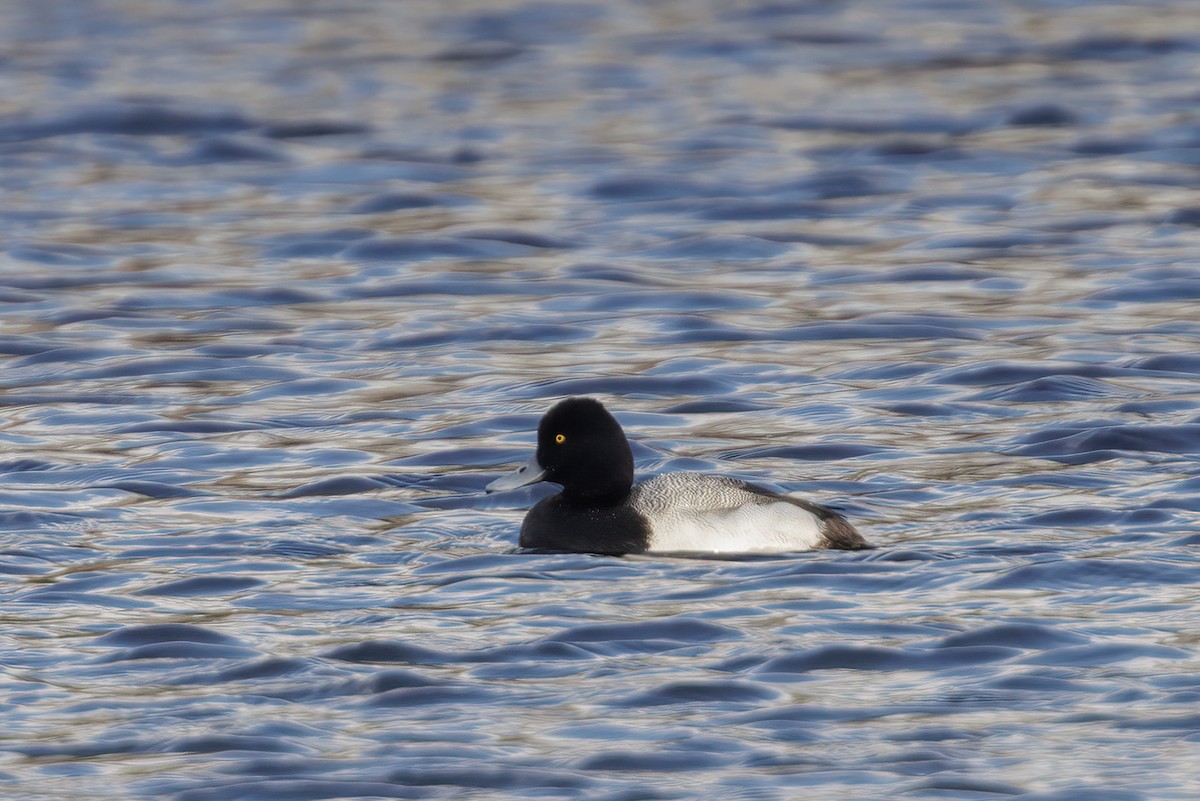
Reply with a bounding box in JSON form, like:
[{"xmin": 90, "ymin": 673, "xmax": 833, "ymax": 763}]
[{"xmin": 631, "ymin": 473, "xmax": 825, "ymax": 554}]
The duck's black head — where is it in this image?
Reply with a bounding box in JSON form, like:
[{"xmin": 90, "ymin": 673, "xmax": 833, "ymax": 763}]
[
  {"xmin": 535, "ymin": 397, "xmax": 634, "ymax": 503},
  {"xmin": 486, "ymin": 397, "xmax": 634, "ymax": 504}
]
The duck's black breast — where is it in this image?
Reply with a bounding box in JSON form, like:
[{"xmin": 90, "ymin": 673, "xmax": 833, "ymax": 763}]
[{"xmin": 518, "ymin": 494, "xmax": 651, "ymax": 556}]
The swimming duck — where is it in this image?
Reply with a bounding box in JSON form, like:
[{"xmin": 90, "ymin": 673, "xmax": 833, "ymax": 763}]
[{"xmin": 486, "ymin": 397, "xmax": 871, "ymax": 555}]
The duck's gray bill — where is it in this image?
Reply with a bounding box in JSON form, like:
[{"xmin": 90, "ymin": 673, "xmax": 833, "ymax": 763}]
[{"xmin": 485, "ymin": 456, "xmax": 547, "ymax": 493}]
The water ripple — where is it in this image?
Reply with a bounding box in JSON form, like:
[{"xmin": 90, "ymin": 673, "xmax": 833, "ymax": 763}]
[{"xmin": 4, "ymin": 1, "xmax": 1200, "ymax": 800}]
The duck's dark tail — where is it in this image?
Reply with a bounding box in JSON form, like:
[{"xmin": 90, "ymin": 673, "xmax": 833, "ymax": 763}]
[{"xmin": 817, "ymin": 509, "xmax": 874, "ymax": 550}]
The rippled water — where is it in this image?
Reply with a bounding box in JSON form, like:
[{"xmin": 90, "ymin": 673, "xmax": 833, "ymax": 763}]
[{"xmin": 3, "ymin": 1, "xmax": 1200, "ymax": 799}]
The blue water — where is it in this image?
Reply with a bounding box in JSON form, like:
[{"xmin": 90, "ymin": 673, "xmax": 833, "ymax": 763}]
[{"xmin": 2, "ymin": 1, "xmax": 1200, "ymax": 799}]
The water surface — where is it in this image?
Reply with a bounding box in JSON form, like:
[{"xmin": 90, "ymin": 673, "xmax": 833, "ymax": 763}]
[{"xmin": 2, "ymin": 1, "xmax": 1200, "ymax": 799}]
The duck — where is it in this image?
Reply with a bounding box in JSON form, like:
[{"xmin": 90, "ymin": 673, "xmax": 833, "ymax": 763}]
[{"xmin": 486, "ymin": 397, "xmax": 871, "ymax": 555}]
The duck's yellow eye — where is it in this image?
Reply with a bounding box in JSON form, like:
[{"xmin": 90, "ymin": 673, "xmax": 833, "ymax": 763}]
[{"xmin": 555, "ymin": 433, "xmax": 566, "ymax": 444}]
